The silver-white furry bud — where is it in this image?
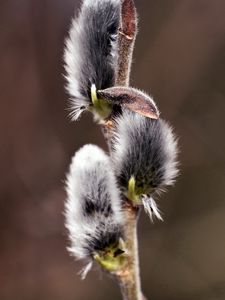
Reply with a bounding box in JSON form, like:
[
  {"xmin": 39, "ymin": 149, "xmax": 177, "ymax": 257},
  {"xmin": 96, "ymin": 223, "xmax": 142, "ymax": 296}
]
[
  {"xmin": 64, "ymin": 0, "xmax": 121, "ymax": 120},
  {"xmin": 112, "ymin": 110, "xmax": 178, "ymax": 212},
  {"xmin": 65, "ymin": 144, "xmax": 124, "ymax": 267}
]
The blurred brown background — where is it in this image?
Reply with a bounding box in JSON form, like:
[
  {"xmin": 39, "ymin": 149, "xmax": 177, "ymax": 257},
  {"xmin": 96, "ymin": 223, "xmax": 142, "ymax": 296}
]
[{"xmin": 1, "ymin": 0, "xmax": 225, "ymax": 299}]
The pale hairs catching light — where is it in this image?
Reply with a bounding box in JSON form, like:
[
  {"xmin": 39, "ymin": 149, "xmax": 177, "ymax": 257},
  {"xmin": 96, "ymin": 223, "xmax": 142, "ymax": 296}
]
[
  {"xmin": 65, "ymin": 144, "xmax": 124, "ymax": 277},
  {"xmin": 64, "ymin": 0, "xmax": 121, "ymax": 120},
  {"xmin": 112, "ymin": 109, "xmax": 179, "ymax": 220}
]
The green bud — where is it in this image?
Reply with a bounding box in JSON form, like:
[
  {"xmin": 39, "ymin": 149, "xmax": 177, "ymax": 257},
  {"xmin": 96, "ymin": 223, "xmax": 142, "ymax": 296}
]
[
  {"xmin": 93, "ymin": 240, "xmax": 127, "ymax": 273},
  {"xmin": 90, "ymin": 84, "xmax": 113, "ymax": 120}
]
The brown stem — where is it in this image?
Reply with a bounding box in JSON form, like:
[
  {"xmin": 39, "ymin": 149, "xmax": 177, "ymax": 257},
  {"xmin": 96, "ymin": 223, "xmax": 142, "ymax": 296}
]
[
  {"xmin": 114, "ymin": 1, "xmax": 144, "ymax": 300},
  {"xmin": 117, "ymin": 203, "xmax": 142, "ymax": 300},
  {"xmin": 116, "ymin": 0, "xmax": 138, "ymax": 86},
  {"xmin": 103, "ymin": 1, "xmax": 144, "ymax": 299}
]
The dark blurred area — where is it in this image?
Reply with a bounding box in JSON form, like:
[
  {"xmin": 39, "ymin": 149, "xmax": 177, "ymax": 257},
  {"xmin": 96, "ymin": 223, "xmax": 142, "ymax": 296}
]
[{"xmin": 1, "ymin": 0, "xmax": 225, "ymax": 299}]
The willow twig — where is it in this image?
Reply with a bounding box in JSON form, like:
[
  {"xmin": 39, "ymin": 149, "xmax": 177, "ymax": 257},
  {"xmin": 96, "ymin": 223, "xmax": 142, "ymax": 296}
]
[
  {"xmin": 117, "ymin": 203, "xmax": 142, "ymax": 300},
  {"xmin": 116, "ymin": 0, "xmax": 137, "ymax": 86},
  {"xmin": 105, "ymin": 1, "xmax": 143, "ymax": 299}
]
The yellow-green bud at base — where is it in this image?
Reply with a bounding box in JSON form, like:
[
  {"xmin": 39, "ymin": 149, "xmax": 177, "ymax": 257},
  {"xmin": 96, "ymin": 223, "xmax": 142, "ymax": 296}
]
[
  {"xmin": 127, "ymin": 176, "xmax": 153, "ymax": 205},
  {"xmin": 90, "ymin": 84, "xmax": 113, "ymax": 120},
  {"xmin": 94, "ymin": 241, "xmax": 127, "ymax": 273}
]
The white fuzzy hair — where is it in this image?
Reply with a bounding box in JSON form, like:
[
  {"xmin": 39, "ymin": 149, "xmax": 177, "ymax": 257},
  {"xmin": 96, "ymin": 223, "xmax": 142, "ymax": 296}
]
[
  {"xmin": 65, "ymin": 144, "xmax": 124, "ymax": 261},
  {"xmin": 64, "ymin": 0, "xmax": 121, "ymax": 120},
  {"xmin": 64, "ymin": 15, "xmax": 88, "ymax": 117},
  {"xmin": 112, "ymin": 110, "xmax": 179, "ymax": 193},
  {"xmin": 159, "ymin": 119, "xmax": 179, "ymax": 187},
  {"xmin": 83, "ymin": 0, "xmax": 120, "ymax": 7},
  {"xmin": 142, "ymin": 196, "xmax": 163, "ymax": 223}
]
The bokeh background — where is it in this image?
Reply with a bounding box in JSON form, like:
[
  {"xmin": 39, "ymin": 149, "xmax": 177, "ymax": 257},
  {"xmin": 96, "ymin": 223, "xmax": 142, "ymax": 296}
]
[{"xmin": 1, "ymin": 0, "xmax": 225, "ymax": 299}]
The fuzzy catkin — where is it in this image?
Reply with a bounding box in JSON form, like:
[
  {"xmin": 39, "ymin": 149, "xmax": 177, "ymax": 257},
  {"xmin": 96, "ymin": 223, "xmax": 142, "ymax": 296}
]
[
  {"xmin": 64, "ymin": 0, "xmax": 121, "ymax": 120},
  {"xmin": 112, "ymin": 110, "xmax": 179, "ymax": 196},
  {"xmin": 65, "ymin": 144, "xmax": 124, "ymax": 260}
]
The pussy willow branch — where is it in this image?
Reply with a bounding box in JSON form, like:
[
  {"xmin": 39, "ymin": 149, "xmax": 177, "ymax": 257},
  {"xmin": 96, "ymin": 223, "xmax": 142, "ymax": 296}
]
[
  {"xmin": 116, "ymin": 204, "xmax": 142, "ymax": 300},
  {"xmin": 104, "ymin": 1, "xmax": 144, "ymax": 300},
  {"xmin": 116, "ymin": 0, "xmax": 137, "ymax": 86}
]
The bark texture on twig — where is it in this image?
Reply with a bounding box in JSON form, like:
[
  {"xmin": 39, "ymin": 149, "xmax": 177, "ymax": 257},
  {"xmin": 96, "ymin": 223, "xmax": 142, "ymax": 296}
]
[
  {"xmin": 116, "ymin": 0, "xmax": 137, "ymax": 86},
  {"xmin": 117, "ymin": 204, "xmax": 142, "ymax": 300},
  {"xmin": 105, "ymin": 1, "xmax": 145, "ymax": 299}
]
